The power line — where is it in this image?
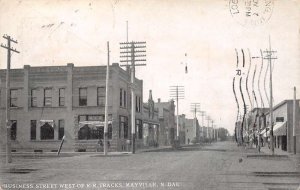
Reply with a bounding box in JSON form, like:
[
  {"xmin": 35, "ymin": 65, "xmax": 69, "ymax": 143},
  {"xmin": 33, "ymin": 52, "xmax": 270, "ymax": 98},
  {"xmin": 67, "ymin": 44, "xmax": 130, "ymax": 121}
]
[
  {"xmin": 120, "ymin": 41, "xmax": 146, "ymax": 154},
  {"xmin": 169, "ymin": 85, "xmax": 184, "ymax": 143}
]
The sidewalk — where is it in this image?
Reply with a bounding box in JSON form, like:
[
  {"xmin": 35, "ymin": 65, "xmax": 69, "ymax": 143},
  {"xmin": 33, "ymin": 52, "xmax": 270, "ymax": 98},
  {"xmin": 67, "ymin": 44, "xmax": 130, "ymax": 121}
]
[
  {"xmin": 260, "ymin": 145, "xmax": 290, "ymax": 156},
  {"xmin": 0, "ymin": 145, "xmax": 172, "ymax": 158}
]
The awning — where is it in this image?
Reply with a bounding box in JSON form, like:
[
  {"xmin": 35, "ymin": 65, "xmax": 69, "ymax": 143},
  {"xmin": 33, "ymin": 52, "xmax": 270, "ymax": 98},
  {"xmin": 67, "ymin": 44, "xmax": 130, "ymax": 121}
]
[
  {"xmin": 40, "ymin": 120, "xmax": 54, "ymax": 128},
  {"xmin": 260, "ymin": 127, "xmax": 270, "ymax": 137},
  {"xmin": 79, "ymin": 121, "xmax": 112, "ymax": 129},
  {"xmin": 273, "ymin": 122, "xmax": 287, "ymax": 136}
]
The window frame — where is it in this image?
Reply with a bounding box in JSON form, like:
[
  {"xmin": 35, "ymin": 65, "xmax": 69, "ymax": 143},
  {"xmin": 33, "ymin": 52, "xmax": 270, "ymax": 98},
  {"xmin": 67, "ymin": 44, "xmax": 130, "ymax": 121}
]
[
  {"xmin": 31, "ymin": 89, "xmax": 38, "ymax": 107},
  {"xmin": 123, "ymin": 90, "xmax": 126, "ymax": 108},
  {"xmin": 120, "ymin": 88, "xmax": 123, "ymax": 107},
  {"xmin": 10, "ymin": 89, "xmax": 18, "ymax": 107},
  {"xmin": 30, "ymin": 120, "xmax": 37, "ymax": 140},
  {"xmin": 44, "ymin": 88, "xmax": 52, "ymax": 107},
  {"xmin": 97, "ymin": 87, "xmax": 105, "ymax": 106},
  {"xmin": 119, "ymin": 116, "xmax": 128, "ymax": 139},
  {"xmin": 136, "ymin": 119, "xmax": 143, "ymax": 139},
  {"xmin": 79, "ymin": 88, "xmax": 87, "ymax": 106},
  {"xmin": 40, "ymin": 122, "xmax": 54, "ymax": 140},
  {"xmin": 77, "ymin": 114, "xmax": 112, "ymax": 140},
  {"xmin": 59, "ymin": 88, "xmax": 65, "ymax": 107},
  {"xmin": 10, "ymin": 120, "xmax": 17, "ymax": 140}
]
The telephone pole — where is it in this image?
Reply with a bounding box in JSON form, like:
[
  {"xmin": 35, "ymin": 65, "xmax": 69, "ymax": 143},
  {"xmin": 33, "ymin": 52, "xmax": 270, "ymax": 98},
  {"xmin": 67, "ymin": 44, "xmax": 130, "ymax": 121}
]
[
  {"xmin": 211, "ymin": 120, "xmax": 214, "ymax": 141},
  {"xmin": 190, "ymin": 103, "xmax": 200, "ymax": 118},
  {"xmin": 190, "ymin": 103, "xmax": 200, "ymax": 142},
  {"xmin": 1, "ymin": 34, "xmax": 20, "ymax": 164},
  {"xmin": 216, "ymin": 126, "xmax": 219, "ymax": 141},
  {"xmin": 200, "ymin": 111, "xmax": 205, "ymax": 140},
  {"xmin": 293, "ymin": 87, "xmax": 296, "ymax": 154},
  {"xmin": 120, "ymin": 41, "xmax": 146, "ymax": 154},
  {"xmin": 206, "ymin": 116, "xmax": 211, "ymax": 140},
  {"xmin": 263, "ymin": 36, "xmax": 277, "ymax": 155},
  {"xmin": 104, "ymin": 42, "xmax": 110, "ymax": 156},
  {"xmin": 170, "ymin": 86, "xmax": 185, "ymax": 142}
]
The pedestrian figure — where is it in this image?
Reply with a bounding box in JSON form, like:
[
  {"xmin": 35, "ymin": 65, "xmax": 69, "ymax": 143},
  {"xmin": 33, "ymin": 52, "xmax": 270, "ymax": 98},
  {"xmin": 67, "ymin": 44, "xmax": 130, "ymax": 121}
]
[
  {"xmin": 97, "ymin": 139, "xmax": 103, "ymax": 152},
  {"xmin": 254, "ymin": 135, "xmax": 258, "ymax": 148},
  {"xmin": 98, "ymin": 139, "xmax": 103, "ymax": 146}
]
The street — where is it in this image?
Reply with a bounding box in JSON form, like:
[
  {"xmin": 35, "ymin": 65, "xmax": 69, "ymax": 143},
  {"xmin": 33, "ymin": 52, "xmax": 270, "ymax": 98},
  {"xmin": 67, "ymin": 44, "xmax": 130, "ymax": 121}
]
[{"xmin": 0, "ymin": 141, "xmax": 299, "ymax": 190}]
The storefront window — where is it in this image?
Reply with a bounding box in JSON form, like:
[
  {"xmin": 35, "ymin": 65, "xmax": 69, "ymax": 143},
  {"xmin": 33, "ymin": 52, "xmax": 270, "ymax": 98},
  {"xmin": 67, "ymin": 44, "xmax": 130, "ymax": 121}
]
[{"xmin": 40, "ymin": 122, "xmax": 54, "ymax": 140}]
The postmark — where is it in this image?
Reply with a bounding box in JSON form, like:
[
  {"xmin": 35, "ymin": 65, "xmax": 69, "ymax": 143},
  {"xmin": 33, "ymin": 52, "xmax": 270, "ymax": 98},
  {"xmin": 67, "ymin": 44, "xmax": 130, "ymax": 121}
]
[{"xmin": 229, "ymin": 0, "xmax": 274, "ymax": 27}]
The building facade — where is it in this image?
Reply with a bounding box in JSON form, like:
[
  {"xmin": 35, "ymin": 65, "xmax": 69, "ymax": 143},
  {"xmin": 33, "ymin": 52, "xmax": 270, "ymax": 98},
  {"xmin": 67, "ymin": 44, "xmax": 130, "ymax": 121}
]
[
  {"xmin": 142, "ymin": 90, "xmax": 160, "ymax": 147},
  {"xmin": 155, "ymin": 99, "xmax": 176, "ymax": 146},
  {"xmin": 0, "ymin": 63, "xmax": 144, "ymax": 152},
  {"xmin": 178, "ymin": 114, "xmax": 186, "ymax": 145},
  {"xmin": 265, "ymin": 100, "xmax": 300, "ymax": 153},
  {"xmin": 185, "ymin": 118, "xmax": 200, "ymax": 144}
]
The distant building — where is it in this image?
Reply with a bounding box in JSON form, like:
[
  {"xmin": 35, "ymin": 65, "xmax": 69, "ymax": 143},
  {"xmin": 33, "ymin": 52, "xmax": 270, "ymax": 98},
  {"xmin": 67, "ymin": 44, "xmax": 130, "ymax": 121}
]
[
  {"xmin": 178, "ymin": 114, "xmax": 186, "ymax": 144},
  {"xmin": 155, "ymin": 99, "xmax": 175, "ymax": 146},
  {"xmin": 142, "ymin": 90, "xmax": 159, "ymax": 147},
  {"xmin": 0, "ymin": 63, "xmax": 144, "ymax": 152},
  {"xmin": 264, "ymin": 100, "xmax": 300, "ymax": 153},
  {"xmin": 185, "ymin": 118, "xmax": 200, "ymax": 144}
]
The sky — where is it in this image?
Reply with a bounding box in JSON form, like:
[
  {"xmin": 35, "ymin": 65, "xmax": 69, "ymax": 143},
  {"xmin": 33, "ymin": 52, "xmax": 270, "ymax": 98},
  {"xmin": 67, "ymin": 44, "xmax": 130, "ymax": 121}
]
[{"xmin": 0, "ymin": 0, "xmax": 299, "ymax": 134}]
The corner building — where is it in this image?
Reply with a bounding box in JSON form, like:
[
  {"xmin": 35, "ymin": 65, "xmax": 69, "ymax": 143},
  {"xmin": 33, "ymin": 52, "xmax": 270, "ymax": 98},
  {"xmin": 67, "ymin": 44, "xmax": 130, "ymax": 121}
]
[{"xmin": 0, "ymin": 63, "xmax": 143, "ymax": 152}]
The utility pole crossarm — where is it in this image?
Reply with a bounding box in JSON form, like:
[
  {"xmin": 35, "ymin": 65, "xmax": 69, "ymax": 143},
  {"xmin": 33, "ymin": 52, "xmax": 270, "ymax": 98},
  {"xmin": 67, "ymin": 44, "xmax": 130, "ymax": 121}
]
[
  {"xmin": 0, "ymin": 44, "xmax": 20, "ymax": 53},
  {"xmin": 169, "ymin": 85, "xmax": 185, "ymax": 143},
  {"xmin": 119, "ymin": 40, "xmax": 146, "ymax": 154}
]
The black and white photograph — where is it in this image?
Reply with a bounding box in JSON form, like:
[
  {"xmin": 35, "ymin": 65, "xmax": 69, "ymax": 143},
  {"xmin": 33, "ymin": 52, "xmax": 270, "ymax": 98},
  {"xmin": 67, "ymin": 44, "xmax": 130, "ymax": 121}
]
[{"xmin": 0, "ymin": 0, "xmax": 299, "ymax": 189}]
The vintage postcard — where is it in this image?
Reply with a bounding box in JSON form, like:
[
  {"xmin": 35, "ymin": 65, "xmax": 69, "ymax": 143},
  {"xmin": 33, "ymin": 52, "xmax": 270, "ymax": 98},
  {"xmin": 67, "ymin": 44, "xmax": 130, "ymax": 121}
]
[{"xmin": 0, "ymin": 0, "xmax": 299, "ymax": 189}]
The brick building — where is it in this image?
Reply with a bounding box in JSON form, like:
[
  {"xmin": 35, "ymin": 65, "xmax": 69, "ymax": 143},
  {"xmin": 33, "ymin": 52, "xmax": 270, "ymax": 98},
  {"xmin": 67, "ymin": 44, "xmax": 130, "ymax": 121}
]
[
  {"xmin": 185, "ymin": 118, "xmax": 200, "ymax": 144},
  {"xmin": 142, "ymin": 90, "xmax": 159, "ymax": 147},
  {"xmin": 155, "ymin": 99, "xmax": 176, "ymax": 146},
  {"xmin": 0, "ymin": 63, "xmax": 143, "ymax": 152},
  {"xmin": 177, "ymin": 114, "xmax": 186, "ymax": 144}
]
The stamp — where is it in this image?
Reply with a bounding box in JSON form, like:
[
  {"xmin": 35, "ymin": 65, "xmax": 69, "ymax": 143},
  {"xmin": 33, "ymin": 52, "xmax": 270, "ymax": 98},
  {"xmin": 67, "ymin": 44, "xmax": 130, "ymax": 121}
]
[{"xmin": 229, "ymin": 0, "xmax": 274, "ymax": 26}]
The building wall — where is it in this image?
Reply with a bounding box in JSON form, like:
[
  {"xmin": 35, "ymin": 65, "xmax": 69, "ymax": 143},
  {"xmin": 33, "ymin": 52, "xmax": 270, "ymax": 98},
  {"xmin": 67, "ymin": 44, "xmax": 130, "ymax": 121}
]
[
  {"xmin": 0, "ymin": 63, "xmax": 144, "ymax": 152},
  {"xmin": 265, "ymin": 100, "xmax": 300, "ymax": 153},
  {"xmin": 185, "ymin": 119, "xmax": 194, "ymax": 144},
  {"xmin": 178, "ymin": 114, "xmax": 186, "ymax": 144},
  {"xmin": 286, "ymin": 100, "xmax": 300, "ymax": 153},
  {"xmin": 142, "ymin": 103, "xmax": 159, "ymax": 147},
  {"xmin": 156, "ymin": 100, "xmax": 175, "ymax": 146}
]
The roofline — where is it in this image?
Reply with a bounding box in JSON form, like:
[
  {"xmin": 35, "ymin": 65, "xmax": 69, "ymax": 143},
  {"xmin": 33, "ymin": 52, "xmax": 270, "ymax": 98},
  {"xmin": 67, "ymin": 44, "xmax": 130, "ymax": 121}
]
[{"xmin": 265, "ymin": 99, "xmax": 300, "ymax": 115}]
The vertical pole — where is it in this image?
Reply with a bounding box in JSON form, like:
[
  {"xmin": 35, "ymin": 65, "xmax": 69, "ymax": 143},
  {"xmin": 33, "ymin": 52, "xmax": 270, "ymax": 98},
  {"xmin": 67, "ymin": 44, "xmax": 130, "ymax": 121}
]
[
  {"xmin": 131, "ymin": 42, "xmax": 136, "ymax": 154},
  {"xmin": 247, "ymin": 113, "xmax": 249, "ymax": 145},
  {"xmin": 211, "ymin": 121, "xmax": 214, "ymax": 141},
  {"xmin": 126, "ymin": 21, "xmax": 128, "ymax": 42},
  {"xmin": 293, "ymin": 87, "xmax": 296, "ymax": 154},
  {"xmin": 206, "ymin": 118, "xmax": 209, "ymax": 140},
  {"xmin": 176, "ymin": 86, "xmax": 179, "ymax": 140},
  {"xmin": 6, "ymin": 37, "xmax": 12, "ymax": 164},
  {"xmin": 258, "ymin": 110, "xmax": 261, "ymax": 152},
  {"xmin": 104, "ymin": 42, "xmax": 110, "ymax": 155},
  {"xmin": 201, "ymin": 113, "xmax": 204, "ymax": 138},
  {"xmin": 269, "ymin": 37, "xmax": 274, "ymax": 155}
]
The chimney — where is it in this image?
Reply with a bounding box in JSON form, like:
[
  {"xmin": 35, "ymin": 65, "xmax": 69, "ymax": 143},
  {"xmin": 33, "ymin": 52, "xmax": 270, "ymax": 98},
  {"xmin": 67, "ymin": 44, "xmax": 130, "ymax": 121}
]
[{"xmin": 158, "ymin": 98, "xmax": 161, "ymax": 103}]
